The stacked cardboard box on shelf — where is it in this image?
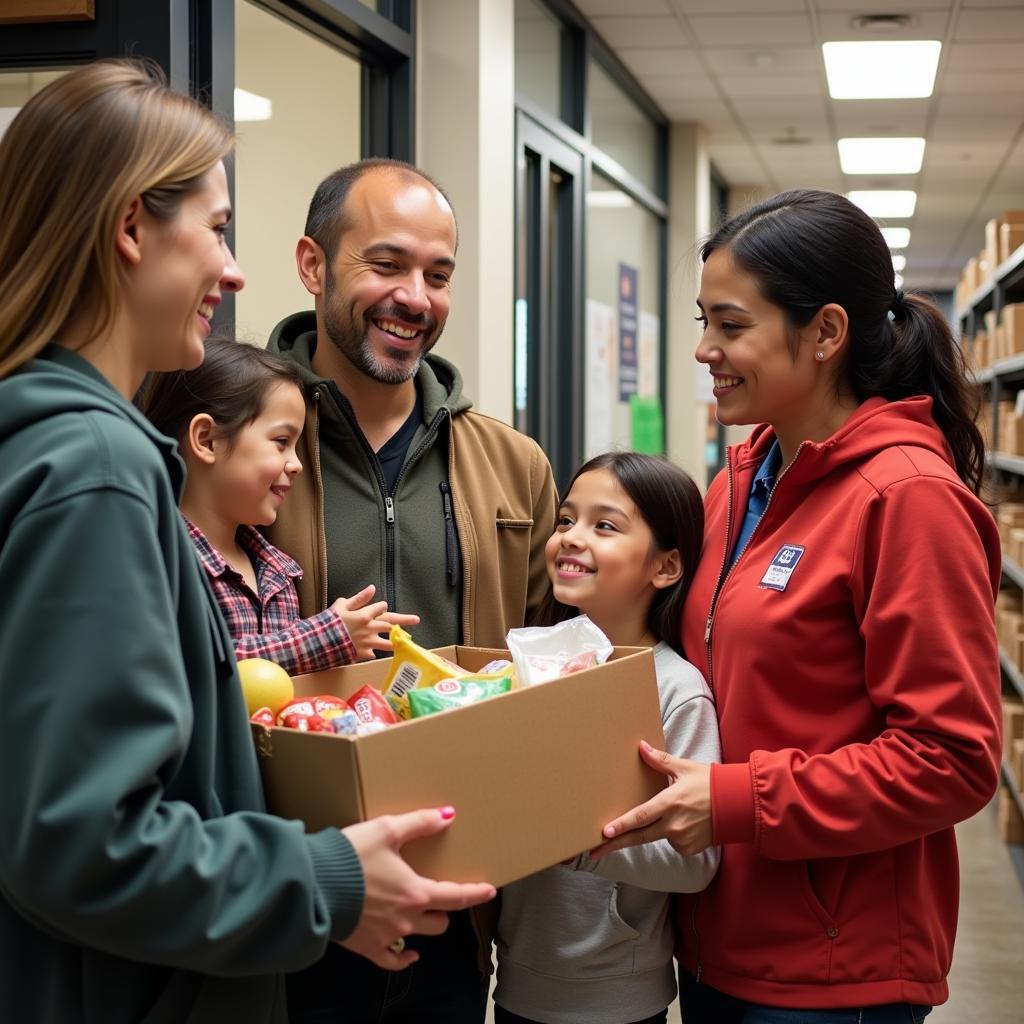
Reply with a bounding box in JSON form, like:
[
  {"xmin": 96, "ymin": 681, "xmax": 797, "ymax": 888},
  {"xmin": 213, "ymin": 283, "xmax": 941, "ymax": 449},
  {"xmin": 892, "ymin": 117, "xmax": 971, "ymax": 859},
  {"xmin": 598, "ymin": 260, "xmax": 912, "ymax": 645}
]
[
  {"xmin": 956, "ymin": 210, "xmax": 1024, "ymax": 310},
  {"xmin": 1001, "ymin": 698, "xmax": 1024, "ymax": 843}
]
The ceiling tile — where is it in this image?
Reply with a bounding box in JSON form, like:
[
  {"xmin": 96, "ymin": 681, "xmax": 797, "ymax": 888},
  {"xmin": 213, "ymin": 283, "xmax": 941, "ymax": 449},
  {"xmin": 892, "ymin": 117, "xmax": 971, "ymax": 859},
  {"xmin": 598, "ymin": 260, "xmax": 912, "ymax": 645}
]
[
  {"xmin": 590, "ymin": 16, "xmax": 690, "ymax": 49},
  {"xmin": 716, "ymin": 73, "xmax": 823, "ymax": 97},
  {"xmin": 658, "ymin": 96, "xmax": 734, "ymax": 122},
  {"xmin": 814, "ymin": 0, "xmax": 955, "ymax": 8},
  {"xmin": 615, "ymin": 47, "xmax": 701, "ymax": 76},
  {"xmin": 939, "ymin": 70, "xmax": 1024, "ymax": 95},
  {"xmin": 955, "ymin": 9, "xmax": 1024, "ymax": 40},
  {"xmin": 671, "ymin": 0, "xmax": 805, "ymax": 11},
  {"xmin": 729, "ymin": 94, "xmax": 828, "ymax": 120},
  {"xmin": 933, "ymin": 91, "xmax": 1024, "ymax": 116},
  {"xmin": 575, "ymin": 0, "xmax": 673, "ymax": 15},
  {"xmin": 945, "ymin": 41, "xmax": 1024, "ymax": 71},
  {"xmin": 702, "ymin": 45, "xmax": 820, "ymax": 75},
  {"xmin": 744, "ymin": 117, "xmax": 831, "ymax": 143},
  {"xmin": 687, "ymin": 14, "xmax": 813, "ymax": 47},
  {"xmin": 817, "ymin": 10, "xmax": 951, "ymax": 41},
  {"xmin": 929, "ymin": 114, "xmax": 1022, "ymax": 142},
  {"xmin": 642, "ymin": 75, "xmax": 722, "ymax": 100}
]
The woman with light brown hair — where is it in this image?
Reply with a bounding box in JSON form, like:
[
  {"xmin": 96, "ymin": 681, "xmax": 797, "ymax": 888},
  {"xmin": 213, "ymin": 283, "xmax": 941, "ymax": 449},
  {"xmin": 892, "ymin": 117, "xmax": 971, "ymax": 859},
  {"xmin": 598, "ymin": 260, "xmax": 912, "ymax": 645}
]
[{"xmin": 0, "ymin": 59, "xmax": 493, "ymax": 1024}]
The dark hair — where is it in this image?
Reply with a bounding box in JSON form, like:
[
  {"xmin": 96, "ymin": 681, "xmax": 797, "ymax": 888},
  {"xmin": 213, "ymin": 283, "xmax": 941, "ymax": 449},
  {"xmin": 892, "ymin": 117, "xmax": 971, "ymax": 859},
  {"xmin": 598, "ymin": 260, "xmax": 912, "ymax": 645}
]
[
  {"xmin": 703, "ymin": 189, "xmax": 984, "ymax": 494},
  {"xmin": 532, "ymin": 452, "xmax": 704, "ymax": 656},
  {"xmin": 138, "ymin": 337, "xmax": 305, "ymax": 448},
  {"xmin": 304, "ymin": 157, "xmax": 458, "ymax": 260}
]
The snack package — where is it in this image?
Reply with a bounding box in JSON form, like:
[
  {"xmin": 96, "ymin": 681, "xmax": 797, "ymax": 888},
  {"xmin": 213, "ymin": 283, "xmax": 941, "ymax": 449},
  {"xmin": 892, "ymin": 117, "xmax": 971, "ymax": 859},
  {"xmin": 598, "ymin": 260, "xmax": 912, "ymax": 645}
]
[
  {"xmin": 276, "ymin": 695, "xmax": 350, "ymax": 732},
  {"xmin": 407, "ymin": 674, "xmax": 513, "ymax": 718},
  {"xmin": 249, "ymin": 706, "xmax": 275, "ymax": 727},
  {"xmin": 349, "ymin": 684, "xmax": 399, "ymax": 727},
  {"xmin": 382, "ymin": 624, "xmax": 469, "ymax": 719},
  {"xmin": 505, "ymin": 615, "xmax": 613, "ymax": 686}
]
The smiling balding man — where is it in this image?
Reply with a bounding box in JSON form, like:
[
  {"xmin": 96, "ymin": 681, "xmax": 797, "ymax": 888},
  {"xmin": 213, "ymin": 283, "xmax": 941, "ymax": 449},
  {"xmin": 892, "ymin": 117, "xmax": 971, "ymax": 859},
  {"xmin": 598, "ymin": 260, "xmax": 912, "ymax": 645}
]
[{"xmin": 266, "ymin": 159, "xmax": 557, "ymax": 1024}]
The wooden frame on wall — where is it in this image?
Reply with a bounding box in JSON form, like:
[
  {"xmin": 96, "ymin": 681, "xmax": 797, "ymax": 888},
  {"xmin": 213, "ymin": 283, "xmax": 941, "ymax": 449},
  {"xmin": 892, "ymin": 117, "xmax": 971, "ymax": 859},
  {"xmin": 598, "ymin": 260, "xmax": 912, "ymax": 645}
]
[{"xmin": 0, "ymin": 0, "xmax": 95, "ymax": 25}]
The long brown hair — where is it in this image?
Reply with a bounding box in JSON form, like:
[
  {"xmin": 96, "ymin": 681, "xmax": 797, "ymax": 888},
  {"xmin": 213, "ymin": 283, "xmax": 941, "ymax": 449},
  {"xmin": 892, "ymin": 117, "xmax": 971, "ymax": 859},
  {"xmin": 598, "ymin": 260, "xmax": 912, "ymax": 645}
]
[{"xmin": 0, "ymin": 59, "xmax": 233, "ymax": 379}]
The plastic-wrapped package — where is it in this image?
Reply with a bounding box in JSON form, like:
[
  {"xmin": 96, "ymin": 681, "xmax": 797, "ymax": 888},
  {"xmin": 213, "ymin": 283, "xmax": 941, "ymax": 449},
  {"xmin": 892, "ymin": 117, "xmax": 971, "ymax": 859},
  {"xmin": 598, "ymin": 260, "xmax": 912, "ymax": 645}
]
[{"xmin": 505, "ymin": 615, "xmax": 613, "ymax": 686}]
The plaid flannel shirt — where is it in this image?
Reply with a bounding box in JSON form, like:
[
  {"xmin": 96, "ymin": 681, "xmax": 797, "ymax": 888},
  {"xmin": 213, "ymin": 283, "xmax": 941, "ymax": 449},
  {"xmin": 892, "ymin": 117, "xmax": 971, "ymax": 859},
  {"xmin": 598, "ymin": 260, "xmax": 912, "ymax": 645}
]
[{"xmin": 185, "ymin": 517, "xmax": 356, "ymax": 675}]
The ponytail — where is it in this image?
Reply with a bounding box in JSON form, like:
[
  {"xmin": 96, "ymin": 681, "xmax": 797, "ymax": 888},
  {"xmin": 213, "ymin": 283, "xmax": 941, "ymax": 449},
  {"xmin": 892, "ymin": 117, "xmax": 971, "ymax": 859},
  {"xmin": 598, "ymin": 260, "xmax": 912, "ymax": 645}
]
[
  {"xmin": 703, "ymin": 189, "xmax": 984, "ymax": 493},
  {"xmin": 847, "ymin": 290, "xmax": 984, "ymax": 493}
]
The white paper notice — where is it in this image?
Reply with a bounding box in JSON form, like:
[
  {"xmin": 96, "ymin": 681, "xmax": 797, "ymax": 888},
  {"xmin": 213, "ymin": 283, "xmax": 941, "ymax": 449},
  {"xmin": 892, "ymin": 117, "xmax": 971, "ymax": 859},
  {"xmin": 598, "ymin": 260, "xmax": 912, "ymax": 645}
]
[
  {"xmin": 586, "ymin": 299, "xmax": 614, "ymax": 457},
  {"xmin": 638, "ymin": 312, "xmax": 659, "ymax": 398}
]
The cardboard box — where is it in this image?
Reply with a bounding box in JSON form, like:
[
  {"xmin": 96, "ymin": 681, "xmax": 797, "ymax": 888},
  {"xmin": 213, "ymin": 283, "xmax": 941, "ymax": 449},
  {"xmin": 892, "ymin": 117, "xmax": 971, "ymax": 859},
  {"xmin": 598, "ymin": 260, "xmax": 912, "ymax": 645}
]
[
  {"xmin": 986, "ymin": 219, "xmax": 1001, "ymax": 279},
  {"xmin": 1004, "ymin": 700, "xmax": 1024, "ymax": 759},
  {"xmin": 997, "ymin": 785, "xmax": 1024, "ymax": 844},
  {"xmin": 1003, "ymin": 304, "xmax": 1024, "ymax": 358},
  {"xmin": 1015, "ymin": 738, "xmax": 1024, "ymax": 791},
  {"xmin": 1001, "ymin": 223, "xmax": 1024, "ymax": 266},
  {"xmin": 252, "ymin": 646, "xmax": 667, "ymax": 885}
]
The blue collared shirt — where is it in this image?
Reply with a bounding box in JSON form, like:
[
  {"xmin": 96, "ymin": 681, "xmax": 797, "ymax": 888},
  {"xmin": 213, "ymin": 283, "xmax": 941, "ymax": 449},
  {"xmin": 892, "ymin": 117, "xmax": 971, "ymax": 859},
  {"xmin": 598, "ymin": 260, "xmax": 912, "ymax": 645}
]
[{"xmin": 729, "ymin": 440, "xmax": 782, "ymax": 568}]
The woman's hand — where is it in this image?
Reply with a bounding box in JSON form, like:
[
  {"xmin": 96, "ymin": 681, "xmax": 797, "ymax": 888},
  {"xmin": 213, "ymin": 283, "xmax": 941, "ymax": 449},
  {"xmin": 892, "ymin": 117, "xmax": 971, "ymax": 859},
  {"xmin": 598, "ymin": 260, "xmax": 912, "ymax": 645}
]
[{"xmin": 591, "ymin": 740, "xmax": 714, "ymax": 858}]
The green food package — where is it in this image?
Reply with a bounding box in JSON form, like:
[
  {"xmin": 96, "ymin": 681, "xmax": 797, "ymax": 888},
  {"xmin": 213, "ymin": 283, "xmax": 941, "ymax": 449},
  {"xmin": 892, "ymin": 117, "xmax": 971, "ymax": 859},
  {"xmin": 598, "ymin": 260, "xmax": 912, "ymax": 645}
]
[{"xmin": 407, "ymin": 674, "xmax": 513, "ymax": 718}]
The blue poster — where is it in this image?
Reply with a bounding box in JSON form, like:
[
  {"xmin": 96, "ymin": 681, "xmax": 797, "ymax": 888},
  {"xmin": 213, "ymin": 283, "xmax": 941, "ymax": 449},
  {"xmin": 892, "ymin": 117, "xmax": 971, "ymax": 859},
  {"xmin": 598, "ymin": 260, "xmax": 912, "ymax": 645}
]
[{"xmin": 618, "ymin": 263, "xmax": 638, "ymax": 402}]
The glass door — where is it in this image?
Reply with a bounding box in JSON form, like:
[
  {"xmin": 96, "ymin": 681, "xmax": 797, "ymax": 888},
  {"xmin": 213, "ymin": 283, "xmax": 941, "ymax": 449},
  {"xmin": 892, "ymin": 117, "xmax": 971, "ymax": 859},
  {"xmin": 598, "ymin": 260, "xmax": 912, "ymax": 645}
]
[{"xmin": 515, "ymin": 110, "xmax": 583, "ymax": 491}]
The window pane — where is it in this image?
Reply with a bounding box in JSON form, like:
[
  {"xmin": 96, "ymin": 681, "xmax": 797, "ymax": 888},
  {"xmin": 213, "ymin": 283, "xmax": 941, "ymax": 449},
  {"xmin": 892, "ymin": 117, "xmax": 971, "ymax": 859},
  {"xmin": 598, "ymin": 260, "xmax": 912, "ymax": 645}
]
[
  {"xmin": 515, "ymin": 0, "xmax": 566, "ymax": 124},
  {"xmin": 584, "ymin": 171, "xmax": 663, "ymax": 456},
  {"xmin": 234, "ymin": 0, "xmax": 361, "ymax": 343},
  {"xmin": 0, "ymin": 69, "xmax": 67, "ymax": 140},
  {"xmin": 589, "ymin": 58, "xmax": 658, "ymax": 195}
]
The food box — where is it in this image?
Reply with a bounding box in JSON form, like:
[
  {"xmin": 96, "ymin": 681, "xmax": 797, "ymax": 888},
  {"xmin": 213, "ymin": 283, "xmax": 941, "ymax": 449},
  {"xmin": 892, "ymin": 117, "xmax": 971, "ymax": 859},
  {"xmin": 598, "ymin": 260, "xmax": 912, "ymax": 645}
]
[{"xmin": 252, "ymin": 645, "xmax": 667, "ymax": 885}]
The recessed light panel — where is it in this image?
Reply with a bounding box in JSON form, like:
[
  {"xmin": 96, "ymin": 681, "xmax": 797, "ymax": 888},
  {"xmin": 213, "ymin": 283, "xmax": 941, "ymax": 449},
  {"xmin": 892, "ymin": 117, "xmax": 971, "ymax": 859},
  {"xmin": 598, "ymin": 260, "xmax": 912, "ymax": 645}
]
[
  {"xmin": 891, "ymin": 254, "xmax": 907, "ymax": 272},
  {"xmin": 880, "ymin": 227, "xmax": 911, "ymax": 249},
  {"xmin": 823, "ymin": 41, "xmax": 942, "ymax": 99},
  {"xmin": 847, "ymin": 190, "xmax": 917, "ymax": 218},
  {"xmin": 838, "ymin": 137, "xmax": 925, "ymax": 175}
]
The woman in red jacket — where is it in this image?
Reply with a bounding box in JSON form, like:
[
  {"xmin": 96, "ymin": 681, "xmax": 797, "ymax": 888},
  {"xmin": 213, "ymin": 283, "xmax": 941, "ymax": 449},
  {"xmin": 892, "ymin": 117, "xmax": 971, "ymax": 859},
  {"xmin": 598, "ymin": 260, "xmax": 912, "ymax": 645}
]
[{"xmin": 598, "ymin": 189, "xmax": 1001, "ymax": 1023}]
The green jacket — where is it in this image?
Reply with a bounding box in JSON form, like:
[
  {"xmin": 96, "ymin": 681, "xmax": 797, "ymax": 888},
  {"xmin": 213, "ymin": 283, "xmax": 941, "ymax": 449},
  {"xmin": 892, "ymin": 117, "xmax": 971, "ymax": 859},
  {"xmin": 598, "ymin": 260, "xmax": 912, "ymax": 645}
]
[
  {"xmin": 0, "ymin": 346, "xmax": 363, "ymax": 1024},
  {"xmin": 267, "ymin": 313, "xmax": 558, "ymax": 652}
]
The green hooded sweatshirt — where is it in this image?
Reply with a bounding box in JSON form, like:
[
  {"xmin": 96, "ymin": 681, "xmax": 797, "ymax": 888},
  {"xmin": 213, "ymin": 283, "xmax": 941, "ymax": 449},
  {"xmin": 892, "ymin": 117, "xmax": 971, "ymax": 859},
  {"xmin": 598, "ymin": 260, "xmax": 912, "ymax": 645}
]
[
  {"xmin": 0, "ymin": 346, "xmax": 363, "ymax": 1024},
  {"xmin": 268, "ymin": 312, "xmax": 469, "ymax": 649}
]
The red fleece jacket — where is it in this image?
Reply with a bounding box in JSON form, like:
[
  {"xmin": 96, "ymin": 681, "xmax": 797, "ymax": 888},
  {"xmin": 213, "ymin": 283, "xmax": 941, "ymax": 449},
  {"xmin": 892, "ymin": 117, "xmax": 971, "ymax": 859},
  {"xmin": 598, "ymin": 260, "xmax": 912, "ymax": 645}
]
[{"xmin": 677, "ymin": 396, "xmax": 1001, "ymax": 1009}]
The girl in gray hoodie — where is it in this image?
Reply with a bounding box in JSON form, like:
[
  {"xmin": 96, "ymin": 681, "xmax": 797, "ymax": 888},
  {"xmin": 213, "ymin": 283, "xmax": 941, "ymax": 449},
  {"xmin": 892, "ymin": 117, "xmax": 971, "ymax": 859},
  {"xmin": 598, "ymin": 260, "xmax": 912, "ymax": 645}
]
[{"xmin": 495, "ymin": 452, "xmax": 721, "ymax": 1024}]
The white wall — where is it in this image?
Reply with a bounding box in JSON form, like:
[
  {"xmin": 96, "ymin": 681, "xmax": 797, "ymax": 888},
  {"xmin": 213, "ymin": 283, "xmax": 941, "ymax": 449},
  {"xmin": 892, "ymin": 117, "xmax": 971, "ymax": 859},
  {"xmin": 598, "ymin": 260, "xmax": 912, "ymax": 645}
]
[{"xmin": 417, "ymin": 0, "xmax": 516, "ymax": 423}]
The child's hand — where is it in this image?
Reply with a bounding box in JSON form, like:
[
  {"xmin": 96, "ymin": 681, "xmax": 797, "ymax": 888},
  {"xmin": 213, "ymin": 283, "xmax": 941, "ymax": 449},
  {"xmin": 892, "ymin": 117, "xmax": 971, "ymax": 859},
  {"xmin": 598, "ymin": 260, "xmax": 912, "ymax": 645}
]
[{"xmin": 330, "ymin": 585, "xmax": 421, "ymax": 661}]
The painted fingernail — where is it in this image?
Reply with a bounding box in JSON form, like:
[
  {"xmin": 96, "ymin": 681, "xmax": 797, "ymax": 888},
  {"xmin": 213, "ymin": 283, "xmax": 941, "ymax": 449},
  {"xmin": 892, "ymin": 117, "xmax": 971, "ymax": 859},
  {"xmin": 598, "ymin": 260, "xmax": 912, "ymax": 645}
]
[
  {"xmin": 439, "ymin": 805, "xmax": 456, "ymax": 821},
  {"xmin": 603, "ymin": 825, "xmax": 616, "ymax": 838}
]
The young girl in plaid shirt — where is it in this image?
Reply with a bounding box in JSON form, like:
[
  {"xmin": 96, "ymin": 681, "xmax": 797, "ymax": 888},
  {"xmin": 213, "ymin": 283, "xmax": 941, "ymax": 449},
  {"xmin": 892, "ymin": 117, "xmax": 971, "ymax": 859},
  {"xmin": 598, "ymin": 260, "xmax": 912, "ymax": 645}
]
[{"xmin": 141, "ymin": 338, "xmax": 418, "ymax": 674}]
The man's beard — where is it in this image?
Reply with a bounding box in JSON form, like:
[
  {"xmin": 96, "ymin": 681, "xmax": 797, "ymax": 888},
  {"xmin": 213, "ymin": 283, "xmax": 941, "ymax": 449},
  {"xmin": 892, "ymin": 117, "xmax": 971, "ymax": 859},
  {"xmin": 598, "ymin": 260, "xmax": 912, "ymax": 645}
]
[{"xmin": 322, "ymin": 269, "xmax": 440, "ymax": 385}]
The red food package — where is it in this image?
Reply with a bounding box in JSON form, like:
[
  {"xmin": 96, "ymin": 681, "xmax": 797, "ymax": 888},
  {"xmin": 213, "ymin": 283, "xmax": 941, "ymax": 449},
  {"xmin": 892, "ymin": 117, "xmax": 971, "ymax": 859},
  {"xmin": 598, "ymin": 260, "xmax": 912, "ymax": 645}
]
[
  {"xmin": 349, "ymin": 684, "xmax": 399, "ymax": 726},
  {"xmin": 280, "ymin": 711, "xmax": 334, "ymax": 733},
  {"xmin": 250, "ymin": 706, "xmax": 275, "ymax": 727},
  {"xmin": 313, "ymin": 694, "xmax": 351, "ymax": 719},
  {"xmin": 276, "ymin": 698, "xmax": 317, "ymax": 725}
]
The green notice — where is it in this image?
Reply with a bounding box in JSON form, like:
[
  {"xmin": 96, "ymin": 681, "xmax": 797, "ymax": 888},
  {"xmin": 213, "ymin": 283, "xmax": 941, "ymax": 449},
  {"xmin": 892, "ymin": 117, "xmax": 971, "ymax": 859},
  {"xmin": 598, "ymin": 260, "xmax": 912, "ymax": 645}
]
[{"xmin": 630, "ymin": 395, "xmax": 664, "ymax": 455}]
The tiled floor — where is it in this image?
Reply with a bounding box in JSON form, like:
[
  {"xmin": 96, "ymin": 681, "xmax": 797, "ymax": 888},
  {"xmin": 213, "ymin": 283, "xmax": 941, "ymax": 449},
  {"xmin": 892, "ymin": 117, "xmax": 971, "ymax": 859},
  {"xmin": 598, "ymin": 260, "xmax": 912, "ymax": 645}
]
[{"xmin": 487, "ymin": 802, "xmax": 1024, "ymax": 1024}]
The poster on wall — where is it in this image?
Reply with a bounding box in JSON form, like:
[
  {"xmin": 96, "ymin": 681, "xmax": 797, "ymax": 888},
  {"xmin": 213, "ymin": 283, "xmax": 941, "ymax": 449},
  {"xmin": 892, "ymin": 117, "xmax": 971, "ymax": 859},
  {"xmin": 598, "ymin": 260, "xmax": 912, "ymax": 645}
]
[
  {"xmin": 638, "ymin": 311, "xmax": 659, "ymax": 399},
  {"xmin": 617, "ymin": 263, "xmax": 638, "ymax": 402},
  {"xmin": 585, "ymin": 299, "xmax": 614, "ymax": 458},
  {"xmin": 630, "ymin": 395, "xmax": 664, "ymax": 455}
]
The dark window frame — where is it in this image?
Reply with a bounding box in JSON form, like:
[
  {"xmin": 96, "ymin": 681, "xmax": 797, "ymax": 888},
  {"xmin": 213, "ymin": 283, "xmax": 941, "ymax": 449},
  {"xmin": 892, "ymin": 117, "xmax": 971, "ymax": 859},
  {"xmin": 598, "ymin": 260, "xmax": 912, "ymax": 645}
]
[{"xmin": 513, "ymin": 0, "xmax": 670, "ymax": 465}]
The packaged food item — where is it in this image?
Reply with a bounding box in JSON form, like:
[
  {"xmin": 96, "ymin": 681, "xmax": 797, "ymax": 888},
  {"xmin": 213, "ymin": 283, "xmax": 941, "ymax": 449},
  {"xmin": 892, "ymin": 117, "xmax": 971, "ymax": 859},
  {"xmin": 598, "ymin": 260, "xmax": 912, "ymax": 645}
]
[
  {"xmin": 280, "ymin": 712, "xmax": 334, "ymax": 733},
  {"xmin": 249, "ymin": 706, "xmax": 275, "ymax": 727},
  {"xmin": 506, "ymin": 615, "xmax": 613, "ymax": 686},
  {"xmin": 275, "ymin": 698, "xmax": 318, "ymax": 725},
  {"xmin": 312, "ymin": 694, "xmax": 351, "ymax": 720},
  {"xmin": 329, "ymin": 710, "xmax": 361, "ymax": 736},
  {"xmin": 407, "ymin": 674, "xmax": 513, "ymax": 718},
  {"xmin": 349, "ymin": 684, "xmax": 400, "ymax": 727},
  {"xmin": 382, "ymin": 624, "xmax": 469, "ymax": 719}
]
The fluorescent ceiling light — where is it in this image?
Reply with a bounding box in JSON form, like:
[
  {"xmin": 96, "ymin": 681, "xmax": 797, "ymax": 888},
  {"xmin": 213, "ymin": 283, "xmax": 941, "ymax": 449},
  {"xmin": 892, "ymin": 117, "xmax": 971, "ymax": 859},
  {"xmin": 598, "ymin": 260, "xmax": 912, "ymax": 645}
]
[
  {"xmin": 891, "ymin": 254, "xmax": 907, "ymax": 272},
  {"xmin": 823, "ymin": 41, "xmax": 941, "ymax": 99},
  {"xmin": 838, "ymin": 137, "xmax": 925, "ymax": 175},
  {"xmin": 880, "ymin": 227, "xmax": 911, "ymax": 249},
  {"xmin": 234, "ymin": 87, "xmax": 272, "ymax": 122},
  {"xmin": 894, "ymin": 272, "xmax": 904, "ymax": 289},
  {"xmin": 586, "ymin": 190, "xmax": 633, "ymax": 209},
  {"xmin": 847, "ymin": 190, "xmax": 917, "ymax": 218}
]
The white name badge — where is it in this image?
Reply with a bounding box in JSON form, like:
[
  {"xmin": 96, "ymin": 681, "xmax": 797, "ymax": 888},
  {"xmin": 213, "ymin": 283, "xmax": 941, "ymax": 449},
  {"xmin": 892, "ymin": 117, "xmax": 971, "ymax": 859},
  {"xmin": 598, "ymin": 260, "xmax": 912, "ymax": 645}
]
[{"xmin": 760, "ymin": 544, "xmax": 805, "ymax": 591}]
